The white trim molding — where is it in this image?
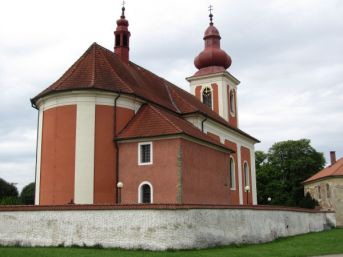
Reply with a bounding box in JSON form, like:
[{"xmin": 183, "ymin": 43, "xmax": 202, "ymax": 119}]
[
  {"xmin": 74, "ymin": 102, "xmax": 95, "ymax": 204},
  {"xmin": 250, "ymin": 147, "xmax": 258, "ymax": 205},
  {"xmin": 34, "ymin": 109, "xmax": 44, "ymax": 205},
  {"xmin": 138, "ymin": 142, "xmax": 153, "ymax": 165},
  {"xmin": 237, "ymin": 144, "xmax": 243, "ymax": 205},
  {"xmin": 36, "ymin": 91, "xmax": 143, "ymax": 113},
  {"xmin": 138, "ymin": 181, "xmax": 154, "ymax": 203}
]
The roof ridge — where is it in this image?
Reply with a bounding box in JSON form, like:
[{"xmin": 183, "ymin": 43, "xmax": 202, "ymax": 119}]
[
  {"xmin": 149, "ymin": 105, "xmax": 183, "ymax": 132},
  {"xmin": 168, "ymin": 84, "xmax": 198, "ymax": 112},
  {"xmin": 52, "ymin": 42, "xmax": 98, "ymax": 89},
  {"xmin": 304, "ymin": 156, "xmax": 343, "ymax": 183},
  {"xmin": 117, "ymin": 104, "xmax": 149, "ymax": 137},
  {"xmin": 164, "ymin": 82, "xmax": 181, "ymax": 113},
  {"xmin": 91, "ymin": 43, "xmax": 96, "ymax": 85},
  {"xmin": 97, "ymin": 46, "xmax": 134, "ymax": 93}
]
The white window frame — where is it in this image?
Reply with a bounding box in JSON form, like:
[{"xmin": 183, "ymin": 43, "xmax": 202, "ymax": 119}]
[
  {"xmin": 138, "ymin": 181, "xmax": 153, "ymax": 204},
  {"xmin": 229, "ymin": 157, "xmax": 236, "ymax": 190},
  {"xmin": 138, "ymin": 142, "xmax": 153, "ymax": 165},
  {"xmin": 243, "ymin": 161, "xmax": 250, "ymax": 187}
]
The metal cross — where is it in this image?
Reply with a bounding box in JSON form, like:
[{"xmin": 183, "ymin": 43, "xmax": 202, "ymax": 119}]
[
  {"xmin": 208, "ymin": 5, "xmax": 213, "ymax": 15},
  {"xmin": 208, "ymin": 5, "xmax": 214, "ymax": 24},
  {"xmin": 122, "ymin": 0, "xmax": 126, "ymax": 7}
]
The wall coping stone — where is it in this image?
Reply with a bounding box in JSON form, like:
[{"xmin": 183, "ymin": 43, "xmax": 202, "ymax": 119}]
[{"xmin": 0, "ymin": 204, "xmax": 334, "ymax": 213}]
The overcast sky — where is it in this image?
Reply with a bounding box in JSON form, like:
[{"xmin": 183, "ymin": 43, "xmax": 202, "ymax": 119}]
[{"xmin": 0, "ymin": 0, "xmax": 342, "ymax": 191}]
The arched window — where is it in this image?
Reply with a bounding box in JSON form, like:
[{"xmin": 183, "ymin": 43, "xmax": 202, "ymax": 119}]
[
  {"xmin": 229, "ymin": 157, "xmax": 235, "ymax": 189},
  {"xmin": 243, "ymin": 162, "xmax": 250, "ymax": 187},
  {"xmin": 138, "ymin": 182, "xmax": 153, "ymax": 204},
  {"xmin": 202, "ymin": 87, "xmax": 212, "ymax": 109},
  {"xmin": 230, "ymin": 90, "xmax": 236, "ymax": 115}
]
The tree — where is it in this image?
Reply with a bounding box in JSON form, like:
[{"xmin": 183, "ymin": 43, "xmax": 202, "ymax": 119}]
[
  {"xmin": 0, "ymin": 196, "xmax": 22, "ymax": 205},
  {"xmin": 298, "ymin": 192, "xmax": 319, "ymax": 209},
  {"xmin": 256, "ymin": 139, "xmax": 325, "ymax": 208},
  {"xmin": 0, "ymin": 178, "xmax": 18, "ymax": 199},
  {"xmin": 20, "ymin": 182, "xmax": 35, "ymax": 205}
]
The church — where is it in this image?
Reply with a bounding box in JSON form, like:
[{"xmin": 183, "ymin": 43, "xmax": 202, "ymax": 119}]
[{"xmin": 31, "ymin": 6, "xmax": 259, "ymax": 206}]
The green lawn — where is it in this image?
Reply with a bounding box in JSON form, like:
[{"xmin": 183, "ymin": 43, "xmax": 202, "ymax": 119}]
[{"xmin": 0, "ymin": 229, "xmax": 342, "ymax": 257}]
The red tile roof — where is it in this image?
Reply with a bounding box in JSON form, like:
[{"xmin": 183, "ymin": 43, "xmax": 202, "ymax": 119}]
[
  {"xmin": 31, "ymin": 43, "xmax": 258, "ymax": 142},
  {"xmin": 117, "ymin": 104, "xmax": 233, "ymax": 152},
  {"xmin": 304, "ymin": 157, "xmax": 343, "ymax": 183}
]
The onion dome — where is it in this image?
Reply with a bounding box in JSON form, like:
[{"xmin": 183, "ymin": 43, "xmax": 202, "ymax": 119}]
[{"xmin": 194, "ymin": 12, "xmax": 231, "ymax": 75}]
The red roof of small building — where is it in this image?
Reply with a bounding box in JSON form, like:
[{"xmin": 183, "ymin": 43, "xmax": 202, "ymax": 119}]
[
  {"xmin": 304, "ymin": 157, "xmax": 343, "ymax": 183},
  {"xmin": 117, "ymin": 104, "xmax": 233, "ymax": 152},
  {"xmin": 31, "ymin": 43, "xmax": 258, "ymax": 143}
]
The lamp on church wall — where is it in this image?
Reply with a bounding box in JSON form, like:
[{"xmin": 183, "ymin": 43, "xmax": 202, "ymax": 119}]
[
  {"xmin": 117, "ymin": 181, "xmax": 124, "ymax": 204},
  {"xmin": 244, "ymin": 185, "xmax": 250, "ymax": 205}
]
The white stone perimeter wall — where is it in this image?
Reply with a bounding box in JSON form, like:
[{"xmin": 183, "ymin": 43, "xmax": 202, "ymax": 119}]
[{"xmin": 0, "ymin": 208, "xmax": 336, "ymax": 250}]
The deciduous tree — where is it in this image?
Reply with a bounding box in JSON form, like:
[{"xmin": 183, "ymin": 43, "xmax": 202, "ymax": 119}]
[
  {"xmin": 0, "ymin": 178, "xmax": 18, "ymax": 199},
  {"xmin": 20, "ymin": 182, "xmax": 35, "ymax": 205},
  {"xmin": 256, "ymin": 139, "xmax": 324, "ymax": 208}
]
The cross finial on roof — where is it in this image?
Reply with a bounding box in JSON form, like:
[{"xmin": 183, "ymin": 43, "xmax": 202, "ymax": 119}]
[
  {"xmin": 121, "ymin": 0, "xmax": 126, "ymax": 18},
  {"xmin": 208, "ymin": 5, "xmax": 214, "ymax": 25}
]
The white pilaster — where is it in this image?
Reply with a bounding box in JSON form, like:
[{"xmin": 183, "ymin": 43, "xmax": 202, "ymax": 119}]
[
  {"xmin": 237, "ymin": 143, "xmax": 243, "ymax": 205},
  {"xmin": 74, "ymin": 102, "xmax": 95, "ymax": 204},
  {"xmin": 35, "ymin": 109, "xmax": 44, "ymax": 205},
  {"xmin": 250, "ymin": 147, "xmax": 257, "ymax": 205}
]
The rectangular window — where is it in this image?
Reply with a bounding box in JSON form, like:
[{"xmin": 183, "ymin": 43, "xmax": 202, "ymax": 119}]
[{"xmin": 138, "ymin": 142, "xmax": 153, "ymax": 165}]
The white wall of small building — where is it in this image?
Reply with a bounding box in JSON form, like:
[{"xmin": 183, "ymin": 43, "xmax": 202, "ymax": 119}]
[{"xmin": 305, "ymin": 177, "xmax": 343, "ymax": 227}]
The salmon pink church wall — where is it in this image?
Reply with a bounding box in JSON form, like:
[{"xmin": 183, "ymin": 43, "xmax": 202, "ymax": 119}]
[
  {"xmin": 181, "ymin": 139, "xmax": 231, "ymax": 204},
  {"xmin": 118, "ymin": 139, "xmax": 180, "ymax": 204},
  {"xmin": 39, "ymin": 105, "xmax": 76, "ymax": 205},
  {"xmin": 94, "ymin": 105, "xmax": 135, "ymax": 204}
]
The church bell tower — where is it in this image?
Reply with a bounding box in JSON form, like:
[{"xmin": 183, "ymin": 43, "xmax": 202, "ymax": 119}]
[
  {"xmin": 187, "ymin": 9, "xmax": 240, "ymax": 128},
  {"xmin": 114, "ymin": 4, "xmax": 131, "ymax": 63}
]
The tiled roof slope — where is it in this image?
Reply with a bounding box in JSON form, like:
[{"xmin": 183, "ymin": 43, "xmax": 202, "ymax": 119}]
[
  {"xmin": 117, "ymin": 104, "xmax": 233, "ymax": 152},
  {"xmin": 31, "ymin": 43, "xmax": 258, "ymax": 142},
  {"xmin": 304, "ymin": 157, "xmax": 343, "ymax": 183}
]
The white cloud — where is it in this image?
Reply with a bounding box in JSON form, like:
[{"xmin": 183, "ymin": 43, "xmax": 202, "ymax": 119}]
[{"xmin": 0, "ymin": 0, "xmax": 342, "ymax": 189}]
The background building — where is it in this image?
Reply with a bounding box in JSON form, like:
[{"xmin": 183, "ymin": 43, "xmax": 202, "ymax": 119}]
[{"xmin": 304, "ymin": 151, "xmax": 343, "ymax": 226}]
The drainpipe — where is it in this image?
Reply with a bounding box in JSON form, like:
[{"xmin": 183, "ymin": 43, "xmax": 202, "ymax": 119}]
[
  {"xmin": 113, "ymin": 92, "xmax": 121, "ymax": 204},
  {"xmin": 201, "ymin": 115, "xmax": 208, "ymax": 132},
  {"xmin": 32, "ymin": 103, "xmax": 39, "ymax": 205}
]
